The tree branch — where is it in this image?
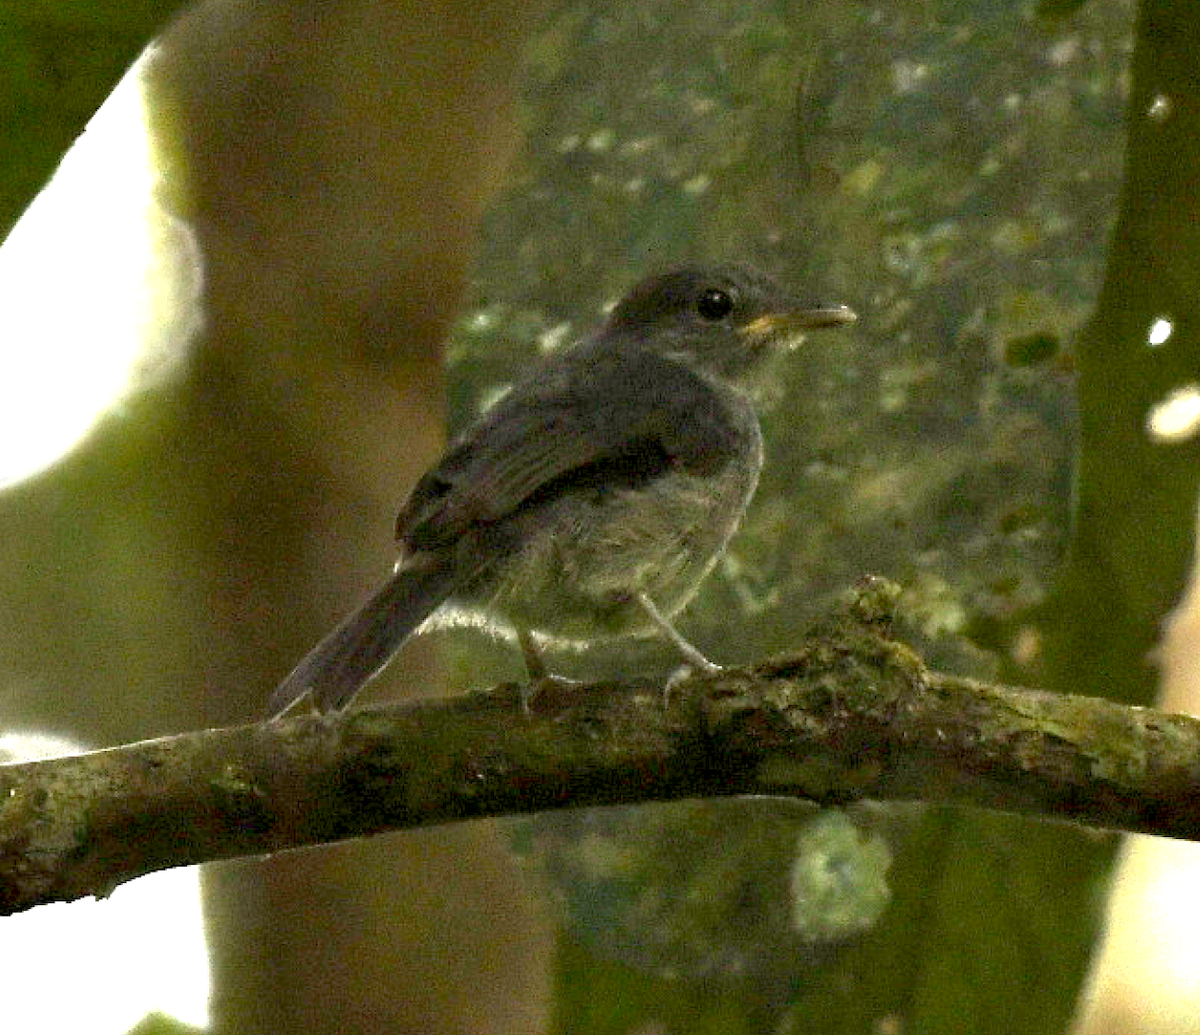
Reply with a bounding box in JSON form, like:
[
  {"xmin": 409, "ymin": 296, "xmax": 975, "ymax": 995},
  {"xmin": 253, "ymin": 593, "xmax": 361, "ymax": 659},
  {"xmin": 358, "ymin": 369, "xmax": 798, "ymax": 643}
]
[{"xmin": 4, "ymin": 580, "xmax": 1199, "ymax": 916}]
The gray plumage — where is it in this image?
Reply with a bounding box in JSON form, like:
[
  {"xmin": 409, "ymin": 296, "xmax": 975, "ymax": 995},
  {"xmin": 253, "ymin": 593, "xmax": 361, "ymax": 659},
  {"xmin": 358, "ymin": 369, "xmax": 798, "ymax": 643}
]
[{"xmin": 268, "ymin": 264, "xmax": 854, "ymax": 717}]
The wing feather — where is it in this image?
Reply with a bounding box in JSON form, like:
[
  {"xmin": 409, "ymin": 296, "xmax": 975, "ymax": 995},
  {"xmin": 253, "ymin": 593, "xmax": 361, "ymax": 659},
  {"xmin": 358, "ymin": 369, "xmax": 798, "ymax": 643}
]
[{"xmin": 397, "ymin": 344, "xmax": 745, "ymax": 551}]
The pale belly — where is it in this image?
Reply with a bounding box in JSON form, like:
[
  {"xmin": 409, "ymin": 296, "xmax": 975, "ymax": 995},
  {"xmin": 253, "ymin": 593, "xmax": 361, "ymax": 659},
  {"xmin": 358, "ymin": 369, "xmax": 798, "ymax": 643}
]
[{"xmin": 434, "ymin": 455, "xmax": 762, "ymax": 647}]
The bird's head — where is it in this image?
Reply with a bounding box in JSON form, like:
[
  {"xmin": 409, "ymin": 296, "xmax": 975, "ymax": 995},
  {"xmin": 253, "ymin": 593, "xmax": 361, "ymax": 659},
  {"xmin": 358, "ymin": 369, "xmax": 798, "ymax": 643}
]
[{"xmin": 604, "ymin": 264, "xmax": 855, "ymax": 383}]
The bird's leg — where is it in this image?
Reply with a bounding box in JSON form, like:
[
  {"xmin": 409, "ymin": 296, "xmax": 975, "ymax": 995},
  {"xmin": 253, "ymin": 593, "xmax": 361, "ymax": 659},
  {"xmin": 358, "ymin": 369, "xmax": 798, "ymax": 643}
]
[
  {"xmin": 514, "ymin": 628, "xmax": 547, "ymax": 713},
  {"xmin": 516, "ymin": 628, "xmax": 581, "ymax": 712},
  {"xmin": 268, "ymin": 689, "xmax": 322, "ymax": 722},
  {"xmin": 635, "ymin": 592, "xmax": 721, "ymax": 673},
  {"xmin": 518, "ymin": 627, "xmax": 549, "ymax": 682}
]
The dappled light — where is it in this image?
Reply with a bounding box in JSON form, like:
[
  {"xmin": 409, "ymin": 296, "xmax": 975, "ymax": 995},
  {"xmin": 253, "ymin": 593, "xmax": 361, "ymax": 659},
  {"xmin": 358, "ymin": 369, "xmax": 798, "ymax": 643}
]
[{"xmin": 0, "ymin": 47, "xmax": 202, "ymax": 488}]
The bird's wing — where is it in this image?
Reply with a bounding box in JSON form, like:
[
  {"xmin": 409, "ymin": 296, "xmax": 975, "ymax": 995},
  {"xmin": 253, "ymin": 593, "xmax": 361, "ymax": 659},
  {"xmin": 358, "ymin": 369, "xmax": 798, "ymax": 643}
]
[{"xmin": 397, "ymin": 346, "xmax": 747, "ymax": 551}]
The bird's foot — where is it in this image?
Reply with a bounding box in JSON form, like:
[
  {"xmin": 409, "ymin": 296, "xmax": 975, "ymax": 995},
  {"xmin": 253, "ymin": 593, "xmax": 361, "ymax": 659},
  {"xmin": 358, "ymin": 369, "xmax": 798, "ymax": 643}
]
[
  {"xmin": 635, "ymin": 592, "xmax": 718, "ymax": 669},
  {"xmin": 663, "ymin": 658, "xmax": 724, "ymax": 706},
  {"xmin": 519, "ymin": 673, "xmax": 583, "ymax": 714}
]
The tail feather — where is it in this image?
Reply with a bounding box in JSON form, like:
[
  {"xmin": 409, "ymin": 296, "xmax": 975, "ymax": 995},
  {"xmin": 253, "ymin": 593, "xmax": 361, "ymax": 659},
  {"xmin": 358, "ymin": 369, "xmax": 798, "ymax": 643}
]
[{"xmin": 268, "ymin": 555, "xmax": 456, "ymax": 717}]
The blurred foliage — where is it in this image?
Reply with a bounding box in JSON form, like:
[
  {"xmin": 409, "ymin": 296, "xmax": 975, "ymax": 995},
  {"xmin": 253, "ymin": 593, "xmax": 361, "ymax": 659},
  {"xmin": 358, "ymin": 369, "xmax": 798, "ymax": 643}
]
[
  {"xmin": 1039, "ymin": 0, "xmax": 1200, "ymax": 705},
  {"xmin": 0, "ymin": 1, "xmax": 189, "ymax": 238}
]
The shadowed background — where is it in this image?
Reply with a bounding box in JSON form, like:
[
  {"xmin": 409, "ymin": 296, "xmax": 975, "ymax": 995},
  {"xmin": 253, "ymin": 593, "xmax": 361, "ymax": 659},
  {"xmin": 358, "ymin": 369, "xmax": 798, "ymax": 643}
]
[{"xmin": 6, "ymin": 0, "xmax": 1200, "ymax": 1033}]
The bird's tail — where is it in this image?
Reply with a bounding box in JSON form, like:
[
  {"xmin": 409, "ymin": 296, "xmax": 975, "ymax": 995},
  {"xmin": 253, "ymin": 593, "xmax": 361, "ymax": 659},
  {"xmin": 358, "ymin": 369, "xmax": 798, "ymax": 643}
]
[{"xmin": 267, "ymin": 554, "xmax": 456, "ymax": 717}]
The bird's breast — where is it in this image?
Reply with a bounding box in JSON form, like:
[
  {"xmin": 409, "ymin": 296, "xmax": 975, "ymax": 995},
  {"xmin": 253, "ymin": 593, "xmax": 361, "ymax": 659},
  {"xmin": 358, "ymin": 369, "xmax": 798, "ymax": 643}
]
[{"xmin": 465, "ymin": 405, "xmax": 763, "ymax": 643}]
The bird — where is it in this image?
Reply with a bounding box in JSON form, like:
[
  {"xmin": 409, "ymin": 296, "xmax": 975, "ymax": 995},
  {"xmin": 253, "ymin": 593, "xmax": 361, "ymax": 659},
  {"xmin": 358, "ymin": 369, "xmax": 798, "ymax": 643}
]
[{"xmin": 267, "ymin": 264, "xmax": 855, "ymax": 717}]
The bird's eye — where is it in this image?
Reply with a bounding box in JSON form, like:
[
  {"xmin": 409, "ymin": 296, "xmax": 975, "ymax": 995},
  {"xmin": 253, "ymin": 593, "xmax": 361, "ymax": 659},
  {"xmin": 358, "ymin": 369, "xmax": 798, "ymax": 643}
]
[{"xmin": 696, "ymin": 287, "xmax": 733, "ymax": 321}]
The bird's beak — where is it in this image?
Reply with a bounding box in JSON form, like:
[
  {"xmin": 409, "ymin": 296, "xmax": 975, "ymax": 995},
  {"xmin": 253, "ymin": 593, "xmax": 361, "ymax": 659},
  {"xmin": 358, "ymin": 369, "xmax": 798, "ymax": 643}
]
[
  {"xmin": 792, "ymin": 304, "xmax": 858, "ymax": 329},
  {"xmin": 741, "ymin": 304, "xmax": 857, "ymax": 348}
]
